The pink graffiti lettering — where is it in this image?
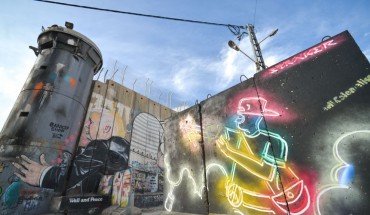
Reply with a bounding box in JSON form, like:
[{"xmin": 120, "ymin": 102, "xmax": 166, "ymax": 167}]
[{"xmin": 264, "ymin": 35, "xmax": 346, "ymax": 77}]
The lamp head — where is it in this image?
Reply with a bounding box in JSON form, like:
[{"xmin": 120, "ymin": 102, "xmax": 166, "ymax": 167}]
[
  {"xmin": 270, "ymin": 29, "xmax": 278, "ymax": 37},
  {"xmin": 228, "ymin": 40, "xmax": 240, "ymax": 51}
]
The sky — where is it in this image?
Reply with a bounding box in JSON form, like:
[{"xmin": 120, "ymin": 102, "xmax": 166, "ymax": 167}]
[{"xmin": 1, "ymin": 0, "xmax": 369, "ymax": 129}]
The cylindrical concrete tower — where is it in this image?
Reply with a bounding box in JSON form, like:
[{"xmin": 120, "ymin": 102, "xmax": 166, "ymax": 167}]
[{"xmin": 0, "ymin": 22, "xmax": 102, "ymax": 214}]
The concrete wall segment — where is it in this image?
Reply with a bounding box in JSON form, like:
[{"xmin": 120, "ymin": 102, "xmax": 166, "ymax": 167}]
[
  {"xmin": 163, "ymin": 30, "xmax": 370, "ymax": 215},
  {"xmin": 163, "ymin": 107, "xmax": 208, "ymax": 214}
]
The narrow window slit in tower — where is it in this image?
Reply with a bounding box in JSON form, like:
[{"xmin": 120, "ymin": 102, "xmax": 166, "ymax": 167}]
[{"xmin": 19, "ymin": 112, "xmax": 29, "ymax": 117}]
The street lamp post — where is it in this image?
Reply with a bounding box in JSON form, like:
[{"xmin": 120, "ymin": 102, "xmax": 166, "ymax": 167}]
[
  {"xmin": 228, "ymin": 40, "xmax": 259, "ymax": 66},
  {"xmin": 228, "ymin": 24, "xmax": 278, "ymax": 72},
  {"xmin": 258, "ymin": 28, "xmax": 278, "ymax": 45}
]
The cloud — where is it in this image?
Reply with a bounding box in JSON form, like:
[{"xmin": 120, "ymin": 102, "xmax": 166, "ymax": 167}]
[
  {"xmin": 173, "ymin": 65, "xmax": 198, "ymax": 92},
  {"xmin": 170, "ymin": 58, "xmax": 210, "ymax": 97},
  {"xmin": 164, "ymin": 30, "xmax": 298, "ymax": 104},
  {"xmin": 213, "ymin": 39, "xmax": 256, "ymax": 88},
  {"xmin": 167, "ymin": 40, "xmax": 255, "ymax": 98},
  {"xmin": 91, "ymin": 25, "xmax": 300, "ymax": 110}
]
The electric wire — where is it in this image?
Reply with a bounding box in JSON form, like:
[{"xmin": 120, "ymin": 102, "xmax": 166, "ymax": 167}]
[
  {"xmin": 253, "ymin": 0, "xmax": 258, "ymax": 26},
  {"xmin": 34, "ymin": 0, "xmax": 244, "ymax": 29}
]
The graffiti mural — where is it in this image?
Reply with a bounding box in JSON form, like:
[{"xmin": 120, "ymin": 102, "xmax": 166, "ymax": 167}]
[
  {"xmin": 0, "ymin": 23, "xmax": 102, "ymax": 214},
  {"xmin": 10, "ymin": 105, "xmax": 130, "ymax": 195},
  {"xmin": 135, "ymin": 193, "xmax": 164, "ymax": 208},
  {"xmin": 130, "ymin": 113, "xmax": 165, "ymax": 207},
  {"xmin": 112, "ymin": 169, "xmax": 132, "ymax": 207},
  {"xmin": 98, "ymin": 175, "xmax": 113, "ymax": 195},
  {"xmin": 163, "ymin": 107, "xmax": 209, "ymax": 214},
  {"xmin": 216, "ymin": 97, "xmax": 314, "ymax": 214},
  {"xmin": 179, "ymin": 114, "xmax": 202, "ymax": 153},
  {"xmin": 315, "ymin": 130, "xmax": 370, "ymax": 215},
  {"xmin": 164, "ymin": 31, "xmax": 370, "ymax": 214},
  {"xmin": 1, "ymin": 23, "xmax": 174, "ymax": 214}
]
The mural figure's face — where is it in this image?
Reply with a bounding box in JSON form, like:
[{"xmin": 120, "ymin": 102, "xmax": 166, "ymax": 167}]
[
  {"xmin": 235, "ymin": 98, "xmax": 267, "ymax": 135},
  {"xmin": 85, "ymin": 112, "xmax": 100, "ymax": 140},
  {"xmin": 98, "ymin": 117, "xmax": 113, "ymax": 140},
  {"xmin": 85, "ymin": 112, "xmax": 113, "ymax": 140},
  {"xmin": 235, "ymin": 113, "xmax": 261, "ymax": 134},
  {"xmin": 106, "ymin": 137, "xmax": 130, "ymax": 173}
]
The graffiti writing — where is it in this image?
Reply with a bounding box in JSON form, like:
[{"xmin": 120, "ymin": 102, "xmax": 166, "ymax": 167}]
[
  {"xmin": 264, "ymin": 35, "xmax": 346, "ymax": 77},
  {"xmin": 131, "ymin": 160, "xmax": 159, "ymax": 173},
  {"xmin": 324, "ymin": 74, "xmax": 370, "ymax": 111},
  {"xmin": 49, "ymin": 122, "xmax": 69, "ymax": 133},
  {"xmin": 68, "ymin": 196, "xmax": 103, "ymax": 204},
  {"xmin": 134, "ymin": 194, "xmax": 163, "ymax": 208},
  {"xmin": 59, "ymin": 195, "xmax": 111, "ymax": 211},
  {"xmin": 50, "ymin": 122, "xmax": 69, "ymax": 139},
  {"xmin": 22, "ymin": 197, "xmax": 41, "ymax": 212},
  {"xmin": 52, "ymin": 133, "xmax": 63, "ymax": 139}
]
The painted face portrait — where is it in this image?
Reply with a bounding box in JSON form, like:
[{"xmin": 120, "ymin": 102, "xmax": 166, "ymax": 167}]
[
  {"xmin": 235, "ymin": 98, "xmax": 279, "ymax": 135},
  {"xmin": 85, "ymin": 112, "xmax": 100, "ymax": 141},
  {"xmin": 84, "ymin": 110, "xmax": 126, "ymax": 142},
  {"xmin": 106, "ymin": 137, "xmax": 130, "ymax": 174},
  {"xmin": 85, "ymin": 112, "xmax": 113, "ymax": 140}
]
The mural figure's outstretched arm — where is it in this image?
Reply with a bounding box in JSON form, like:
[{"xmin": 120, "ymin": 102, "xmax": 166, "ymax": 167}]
[
  {"xmin": 13, "ymin": 154, "xmax": 50, "ymax": 187},
  {"xmin": 216, "ymin": 135, "xmax": 276, "ymax": 181}
]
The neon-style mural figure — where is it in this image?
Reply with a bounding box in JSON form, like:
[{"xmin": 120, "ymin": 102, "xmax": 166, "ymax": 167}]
[
  {"xmin": 165, "ymin": 114, "xmax": 228, "ymax": 212},
  {"xmin": 316, "ymin": 130, "xmax": 370, "ymax": 215},
  {"xmin": 216, "ymin": 97, "xmax": 312, "ymax": 215},
  {"xmin": 164, "ymin": 154, "xmax": 228, "ymax": 212}
]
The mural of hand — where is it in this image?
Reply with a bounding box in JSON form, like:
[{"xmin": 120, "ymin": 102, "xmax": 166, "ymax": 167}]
[
  {"xmin": 12, "ymin": 154, "xmax": 49, "ymax": 186},
  {"xmin": 216, "ymin": 136, "xmax": 230, "ymax": 156}
]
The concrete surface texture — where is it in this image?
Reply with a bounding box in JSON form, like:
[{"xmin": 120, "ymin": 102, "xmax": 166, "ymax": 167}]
[{"xmin": 163, "ymin": 31, "xmax": 370, "ymax": 214}]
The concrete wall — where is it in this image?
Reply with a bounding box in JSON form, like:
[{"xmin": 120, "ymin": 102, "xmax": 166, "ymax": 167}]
[
  {"xmin": 0, "ymin": 23, "xmax": 174, "ymax": 214},
  {"xmin": 0, "ymin": 77, "xmax": 174, "ymax": 214},
  {"xmin": 164, "ymin": 106, "xmax": 208, "ymax": 214},
  {"xmin": 164, "ymin": 31, "xmax": 370, "ymax": 215},
  {"xmin": 62, "ymin": 79, "xmax": 174, "ymax": 213}
]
